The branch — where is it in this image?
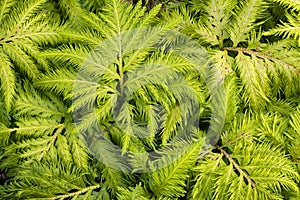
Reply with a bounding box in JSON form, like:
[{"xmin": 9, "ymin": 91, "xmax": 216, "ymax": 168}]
[
  {"xmin": 220, "ymin": 132, "xmax": 251, "ymax": 148},
  {"xmin": 223, "ymin": 47, "xmax": 300, "ymax": 74},
  {"xmin": 217, "ymin": 146, "xmax": 255, "ymax": 188},
  {"xmin": 38, "ymin": 125, "xmax": 64, "ymax": 161},
  {"xmin": 31, "ymin": 184, "xmax": 101, "ymax": 200},
  {"xmin": 0, "ymin": 32, "xmax": 58, "ymax": 44}
]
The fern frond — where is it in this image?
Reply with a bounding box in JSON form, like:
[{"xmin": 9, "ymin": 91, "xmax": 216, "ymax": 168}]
[
  {"xmin": 228, "ymin": 0, "xmax": 266, "ymax": 47},
  {"xmin": 40, "ymin": 44, "xmax": 91, "ymax": 69},
  {"xmin": 0, "ymin": 51, "xmax": 15, "ymax": 112},
  {"xmin": 89, "ymin": 137, "xmax": 131, "ymax": 194},
  {"xmin": 223, "ymin": 75, "xmax": 241, "ymax": 127},
  {"xmin": 224, "ymin": 44, "xmax": 300, "ymax": 107},
  {"xmin": 13, "ymin": 84, "xmax": 66, "ymax": 119},
  {"xmin": 290, "ymin": 109, "xmax": 300, "ymax": 134},
  {"xmin": 99, "ymin": 0, "xmax": 145, "ymax": 38},
  {"xmin": 32, "ymin": 184, "xmax": 101, "ymax": 200},
  {"xmin": 55, "ymin": 0, "xmax": 87, "ymax": 24},
  {"xmin": 34, "ymin": 69, "xmax": 77, "ymax": 98},
  {"xmin": 66, "ymin": 124, "xmax": 90, "ymax": 170},
  {"xmin": 264, "ymin": 13, "xmax": 300, "ymax": 46},
  {"xmin": 13, "ymin": 118, "xmax": 63, "ymax": 139},
  {"xmin": 145, "ymin": 137, "xmax": 204, "ymax": 198},
  {"xmin": 0, "ymin": 84, "xmax": 91, "ymax": 175},
  {"xmin": 80, "ymin": 0, "xmax": 107, "ymax": 12},
  {"xmin": 266, "ymin": 98, "xmax": 298, "ymax": 116},
  {"xmin": 59, "ymin": 29, "xmax": 102, "ymax": 46},
  {"xmin": 117, "ymin": 183, "xmax": 151, "ymax": 200},
  {"xmin": 9, "ymin": 0, "xmax": 48, "ymax": 29},
  {"xmin": 0, "ymin": 0, "xmax": 61, "ymax": 111},
  {"xmin": 192, "ymin": 143, "xmax": 299, "ymax": 199},
  {"xmin": 55, "ymin": 134, "xmax": 73, "ymax": 164},
  {"xmin": 0, "ymin": 125, "xmax": 64, "ymax": 169},
  {"xmin": 235, "ymin": 51, "xmax": 271, "ymax": 110},
  {"xmin": 288, "ymin": 110, "xmax": 300, "ymax": 173},
  {"xmin": 2, "ymin": 43, "xmax": 38, "ymax": 78},
  {"xmin": 0, "ymin": 0, "xmax": 16, "ymax": 23},
  {"xmin": 0, "ymin": 160, "xmax": 96, "ymax": 199},
  {"xmin": 0, "ymin": 123, "xmax": 11, "ymax": 145},
  {"xmin": 270, "ymin": 0, "xmax": 300, "ymax": 11},
  {"xmin": 255, "ymin": 113, "xmax": 290, "ymax": 149},
  {"xmin": 186, "ymin": 0, "xmax": 236, "ymax": 47}
]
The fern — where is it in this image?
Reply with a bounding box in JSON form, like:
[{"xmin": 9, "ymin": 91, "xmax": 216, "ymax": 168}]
[
  {"xmin": 264, "ymin": 12, "xmax": 300, "ymax": 45},
  {"xmin": 0, "ymin": 0, "xmax": 61, "ymax": 112},
  {"xmin": 270, "ymin": 0, "xmax": 300, "ymax": 11},
  {"xmin": 192, "ymin": 143, "xmax": 299, "ymax": 200},
  {"xmin": 0, "ymin": 0, "xmax": 300, "ymax": 199},
  {"xmin": 264, "ymin": 0, "xmax": 300, "ymax": 45},
  {"xmin": 146, "ymin": 137, "xmax": 204, "ymax": 198}
]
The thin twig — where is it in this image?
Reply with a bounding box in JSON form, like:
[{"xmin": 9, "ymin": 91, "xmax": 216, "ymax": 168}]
[
  {"xmin": 0, "ymin": 32, "xmax": 58, "ymax": 44},
  {"xmin": 217, "ymin": 145, "xmax": 255, "ymax": 188},
  {"xmin": 223, "ymin": 47, "xmax": 300, "ymax": 74},
  {"xmin": 220, "ymin": 132, "xmax": 251, "ymax": 148},
  {"xmin": 38, "ymin": 125, "xmax": 64, "ymax": 161},
  {"xmin": 31, "ymin": 184, "xmax": 101, "ymax": 200}
]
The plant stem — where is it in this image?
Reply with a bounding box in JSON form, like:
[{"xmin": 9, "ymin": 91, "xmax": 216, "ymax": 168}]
[
  {"xmin": 223, "ymin": 47, "xmax": 300, "ymax": 74},
  {"xmin": 217, "ymin": 145, "xmax": 255, "ymax": 188}
]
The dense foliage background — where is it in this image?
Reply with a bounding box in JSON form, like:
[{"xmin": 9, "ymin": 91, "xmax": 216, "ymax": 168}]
[{"xmin": 0, "ymin": 0, "xmax": 300, "ymax": 199}]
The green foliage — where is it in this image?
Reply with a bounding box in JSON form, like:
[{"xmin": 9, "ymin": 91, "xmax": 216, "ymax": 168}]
[
  {"xmin": 264, "ymin": 0, "xmax": 300, "ymax": 45},
  {"xmin": 264, "ymin": 12, "xmax": 300, "ymax": 45},
  {"xmin": 0, "ymin": 0, "xmax": 300, "ymax": 199},
  {"xmin": 0, "ymin": 0, "xmax": 62, "ymax": 114}
]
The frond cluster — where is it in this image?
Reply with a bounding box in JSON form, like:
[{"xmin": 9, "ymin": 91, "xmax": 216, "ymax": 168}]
[
  {"xmin": 0, "ymin": 0, "xmax": 299, "ymax": 199},
  {"xmin": 264, "ymin": 0, "xmax": 300, "ymax": 45}
]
